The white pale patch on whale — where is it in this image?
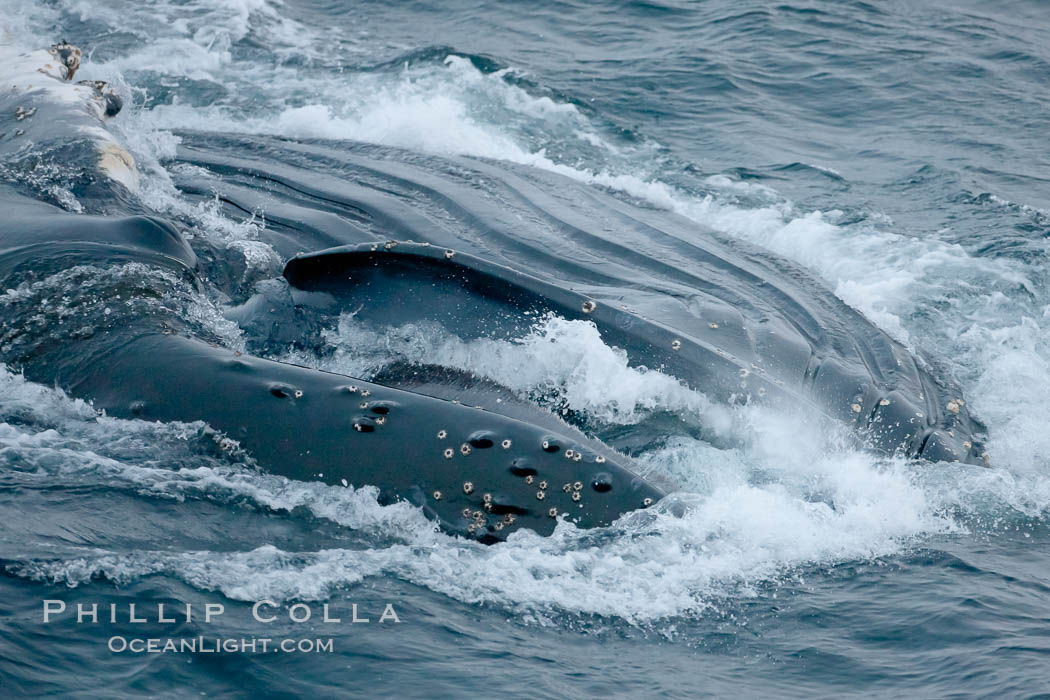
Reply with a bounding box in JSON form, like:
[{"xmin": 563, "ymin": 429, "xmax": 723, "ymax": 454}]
[{"xmin": 96, "ymin": 141, "xmax": 140, "ymax": 190}]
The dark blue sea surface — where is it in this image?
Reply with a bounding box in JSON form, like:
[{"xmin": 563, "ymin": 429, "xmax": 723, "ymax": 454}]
[{"xmin": 1, "ymin": 0, "xmax": 1049, "ymax": 697}]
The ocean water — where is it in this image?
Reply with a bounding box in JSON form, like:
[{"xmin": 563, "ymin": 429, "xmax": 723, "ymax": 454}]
[{"xmin": 1, "ymin": 0, "xmax": 1049, "ymax": 697}]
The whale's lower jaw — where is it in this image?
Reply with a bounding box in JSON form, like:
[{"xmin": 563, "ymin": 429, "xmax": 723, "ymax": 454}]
[{"xmin": 284, "ymin": 242, "xmax": 989, "ymax": 467}]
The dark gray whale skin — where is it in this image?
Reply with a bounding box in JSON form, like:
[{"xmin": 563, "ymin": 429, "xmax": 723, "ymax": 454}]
[
  {"xmin": 0, "ymin": 190, "xmax": 664, "ymax": 543},
  {"xmin": 177, "ymin": 132, "xmax": 988, "ymax": 467},
  {"xmin": 66, "ymin": 334, "xmax": 662, "ymax": 543},
  {"xmin": 284, "ymin": 241, "xmax": 985, "ymax": 466}
]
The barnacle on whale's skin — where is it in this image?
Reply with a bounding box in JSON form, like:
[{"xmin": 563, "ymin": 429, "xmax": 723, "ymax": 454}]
[{"xmin": 49, "ymin": 41, "xmax": 81, "ymax": 80}]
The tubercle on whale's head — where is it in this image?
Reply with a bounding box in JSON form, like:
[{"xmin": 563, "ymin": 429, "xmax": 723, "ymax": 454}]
[{"xmin": 863, "ymin": 388, "xmax": 989, "ymax": 467}]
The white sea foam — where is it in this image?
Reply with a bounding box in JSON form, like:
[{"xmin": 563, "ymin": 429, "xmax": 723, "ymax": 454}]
[{"xmin": 285, "ymin": 314, "xmax": 731, "ymax": 432}]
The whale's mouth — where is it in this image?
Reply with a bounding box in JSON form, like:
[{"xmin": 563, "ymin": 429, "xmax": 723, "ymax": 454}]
[
  {"xmin": 5, "ymin": 5, "xmax": 1050, "ymax": 696},
  {"xmin": 2, "ymin": 17, "xmax": 1044, "ymax": 635},
  {"xmin": 0, "ymin": 40, "xmax": 989, "ymax": 547}
]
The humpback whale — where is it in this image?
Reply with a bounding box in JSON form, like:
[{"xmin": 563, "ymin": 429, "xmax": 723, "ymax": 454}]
[{"xmin": 0, "ymin": 43, "xmax": 987, "ymax": 543}]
